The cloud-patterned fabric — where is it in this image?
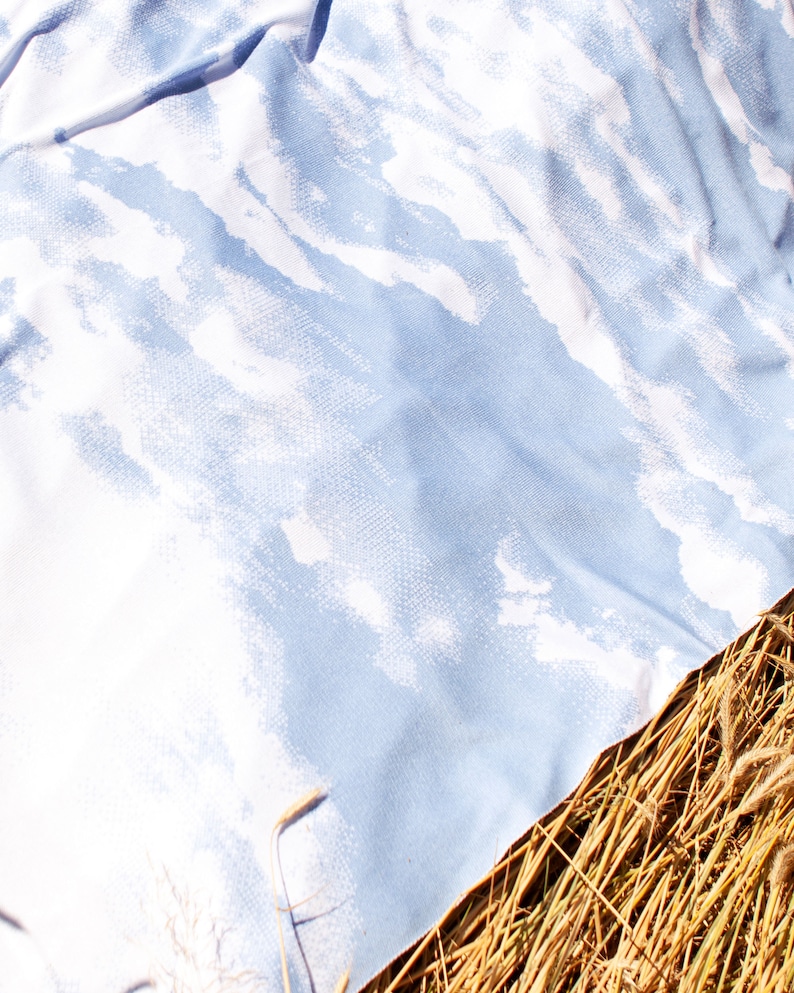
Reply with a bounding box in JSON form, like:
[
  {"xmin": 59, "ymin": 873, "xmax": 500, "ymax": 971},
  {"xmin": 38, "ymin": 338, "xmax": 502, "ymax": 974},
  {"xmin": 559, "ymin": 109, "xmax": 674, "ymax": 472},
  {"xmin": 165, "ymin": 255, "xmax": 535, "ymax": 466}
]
[{"xmin": 1, "ymin": 0, "xmax": 793, "ymax": 989}]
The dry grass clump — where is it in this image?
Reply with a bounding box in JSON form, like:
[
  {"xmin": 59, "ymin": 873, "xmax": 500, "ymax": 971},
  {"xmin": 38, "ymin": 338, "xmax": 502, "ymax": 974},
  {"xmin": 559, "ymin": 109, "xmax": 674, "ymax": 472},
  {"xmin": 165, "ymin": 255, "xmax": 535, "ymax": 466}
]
[{"xmin": 365, "ymin": 591, "xmax": 794, "ymax": 993}]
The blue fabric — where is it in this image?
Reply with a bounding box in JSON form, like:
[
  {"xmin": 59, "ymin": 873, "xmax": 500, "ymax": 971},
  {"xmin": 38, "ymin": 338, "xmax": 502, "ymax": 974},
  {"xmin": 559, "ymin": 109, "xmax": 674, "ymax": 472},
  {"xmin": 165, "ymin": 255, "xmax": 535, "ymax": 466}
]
[{"xmin": 1, "ymin": 1, "xmax": 793, "ymax": 990}]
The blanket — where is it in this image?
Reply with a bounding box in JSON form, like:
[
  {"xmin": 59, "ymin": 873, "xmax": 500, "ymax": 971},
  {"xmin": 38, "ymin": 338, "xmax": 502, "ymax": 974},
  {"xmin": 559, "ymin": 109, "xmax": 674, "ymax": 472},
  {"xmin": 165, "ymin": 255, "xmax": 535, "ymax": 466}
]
[{"xmin": 1, "ymin": 0, "xmax": 793, "ymax": 989}]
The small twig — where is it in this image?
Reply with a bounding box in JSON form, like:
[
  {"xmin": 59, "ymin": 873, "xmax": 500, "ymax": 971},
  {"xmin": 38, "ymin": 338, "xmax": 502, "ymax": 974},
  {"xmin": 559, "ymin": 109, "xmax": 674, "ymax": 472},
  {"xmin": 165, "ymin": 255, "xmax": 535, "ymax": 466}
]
[
  {"xmin": 270, "ymin": 788, "xmax": 327, "ymax": 993},
  {"xmin": 333, "ymin": 965, "xmax": 351, "ymax": 993}
]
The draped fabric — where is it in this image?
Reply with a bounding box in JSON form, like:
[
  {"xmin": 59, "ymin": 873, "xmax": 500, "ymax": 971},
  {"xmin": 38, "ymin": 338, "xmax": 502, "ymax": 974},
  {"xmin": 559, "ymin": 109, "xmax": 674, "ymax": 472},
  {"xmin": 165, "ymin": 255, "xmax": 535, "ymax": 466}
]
[{"xmin": 1, "ymin": 1, "xmax": 794, "ymax": 989}]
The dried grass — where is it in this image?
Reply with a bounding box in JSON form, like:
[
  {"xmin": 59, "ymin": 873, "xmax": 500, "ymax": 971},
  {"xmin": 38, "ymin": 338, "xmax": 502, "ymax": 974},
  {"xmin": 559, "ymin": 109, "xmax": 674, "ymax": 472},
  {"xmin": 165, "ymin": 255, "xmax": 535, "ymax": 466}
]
[{"xmin": 364, "ymin": 590, "xmax": 794, "ymax": 993}]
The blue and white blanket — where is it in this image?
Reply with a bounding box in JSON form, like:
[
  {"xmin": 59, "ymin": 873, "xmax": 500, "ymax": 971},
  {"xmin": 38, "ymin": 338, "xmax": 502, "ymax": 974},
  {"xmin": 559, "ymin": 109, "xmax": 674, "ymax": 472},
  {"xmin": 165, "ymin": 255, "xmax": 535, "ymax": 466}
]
[{"xmin": 1, "ymin": 0, "xmax": 793, "ymax": 990}]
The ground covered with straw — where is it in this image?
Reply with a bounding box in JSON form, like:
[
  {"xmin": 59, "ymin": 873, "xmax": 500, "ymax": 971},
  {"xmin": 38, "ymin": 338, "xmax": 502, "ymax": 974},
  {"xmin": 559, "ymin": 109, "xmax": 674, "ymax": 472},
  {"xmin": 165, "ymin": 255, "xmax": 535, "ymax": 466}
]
[{"xmin": 365, "ymin": 592, "xmax": 794, "ymax": 993}]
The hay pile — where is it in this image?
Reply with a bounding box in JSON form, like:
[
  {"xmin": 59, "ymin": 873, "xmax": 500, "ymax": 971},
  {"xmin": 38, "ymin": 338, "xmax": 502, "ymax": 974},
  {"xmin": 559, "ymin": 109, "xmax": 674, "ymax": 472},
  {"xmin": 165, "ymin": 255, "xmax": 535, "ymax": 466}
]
[{"xmin": 365, "ymin": 592, "xmax": 794, "ymax": 993}]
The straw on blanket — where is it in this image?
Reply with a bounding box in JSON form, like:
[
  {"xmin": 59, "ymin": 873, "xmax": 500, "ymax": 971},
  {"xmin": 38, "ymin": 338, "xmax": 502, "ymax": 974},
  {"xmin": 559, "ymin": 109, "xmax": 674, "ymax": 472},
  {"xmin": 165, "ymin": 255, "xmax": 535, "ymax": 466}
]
[{"xmin": 365, "ymin": 590, "xmax": 794, "ymax": 993}]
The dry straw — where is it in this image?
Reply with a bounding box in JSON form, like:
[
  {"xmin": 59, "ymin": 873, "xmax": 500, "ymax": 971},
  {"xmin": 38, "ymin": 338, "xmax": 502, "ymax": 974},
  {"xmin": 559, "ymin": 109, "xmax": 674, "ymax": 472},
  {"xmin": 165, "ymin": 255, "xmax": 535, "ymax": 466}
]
[
  {"xmin": 365, "ymin": 591, "xmax": 794, "ymax": 993},
  {"xmin": 270, "ymin": 787, "xmax": 328, "ymax": 993}
]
